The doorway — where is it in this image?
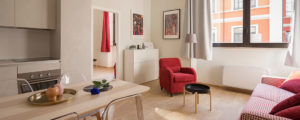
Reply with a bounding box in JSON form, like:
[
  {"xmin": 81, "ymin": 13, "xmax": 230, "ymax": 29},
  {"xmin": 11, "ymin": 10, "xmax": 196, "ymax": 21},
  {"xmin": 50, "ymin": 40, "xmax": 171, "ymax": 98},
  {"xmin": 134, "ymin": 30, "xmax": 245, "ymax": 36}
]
[{"xmin": 92, "ymin": 8, "xmax": 119, "ymax": 80}]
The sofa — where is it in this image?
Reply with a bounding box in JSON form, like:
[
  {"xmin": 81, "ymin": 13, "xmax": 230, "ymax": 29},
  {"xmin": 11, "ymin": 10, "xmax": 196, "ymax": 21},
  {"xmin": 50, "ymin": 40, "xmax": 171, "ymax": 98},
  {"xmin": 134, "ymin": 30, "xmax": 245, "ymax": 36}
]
[{"xmin": 240, "ymin": 76, "xmax": 294, "ymax": 120}]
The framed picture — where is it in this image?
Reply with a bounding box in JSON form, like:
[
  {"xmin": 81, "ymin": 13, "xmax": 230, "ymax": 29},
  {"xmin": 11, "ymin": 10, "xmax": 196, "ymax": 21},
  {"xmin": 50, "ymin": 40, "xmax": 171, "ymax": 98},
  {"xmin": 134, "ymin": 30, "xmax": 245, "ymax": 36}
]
[
  {"xmin": 131, "ymin": 10, "xmax": 144, "ymax": 40},
  {"xmin": 163, "ymin": 9, "xmax": 180, "ymax": 39}
]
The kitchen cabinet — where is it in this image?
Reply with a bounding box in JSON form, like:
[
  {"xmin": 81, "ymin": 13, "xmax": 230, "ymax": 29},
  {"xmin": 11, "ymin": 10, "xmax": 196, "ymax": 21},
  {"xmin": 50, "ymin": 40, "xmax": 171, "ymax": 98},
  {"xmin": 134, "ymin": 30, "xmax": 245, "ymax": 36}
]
[
  {"xmin": 0, "ymin": 66, "xmax": 18, "ymax": 98},
  {"xmin": 0, "ymin": 0, "xmax": 15, "ymax": 27},
  {"xmin": 124, "ymin": 49, "xmax": 159, "ymax": 84},
  {"xmin": 15, "ymin": 0, "xmax": 56, "ymax": 29}
]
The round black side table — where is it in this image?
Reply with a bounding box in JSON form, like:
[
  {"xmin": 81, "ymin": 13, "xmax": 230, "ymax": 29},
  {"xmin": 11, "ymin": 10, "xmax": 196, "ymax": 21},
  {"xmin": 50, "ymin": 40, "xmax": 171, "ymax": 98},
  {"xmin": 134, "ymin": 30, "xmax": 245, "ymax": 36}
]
[{"xmin": 183, "ymin": 83, "xmax": 212, "ymax": 113}]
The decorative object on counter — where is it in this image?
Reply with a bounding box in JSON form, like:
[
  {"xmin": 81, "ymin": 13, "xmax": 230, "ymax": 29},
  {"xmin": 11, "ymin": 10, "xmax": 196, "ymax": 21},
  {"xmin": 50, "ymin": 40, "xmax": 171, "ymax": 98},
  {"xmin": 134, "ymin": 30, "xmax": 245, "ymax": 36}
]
[
  {"xmin": 91, "ymin": 88, "xmax": 100, "ymax": 95},
  {"xmin": 55, "ymin": 83, "xmax": 64, "ymax": 96},
  {"xmin": 28, "ymin": 89, "xmax": 77, "ymax": 106},
  {"xmin": 46, "ymin": 86, "xmax": 59, "ymax": 101},
  {"xmin": 131, "ymin": 10, "xmax": 144, "ymax": 40},
  {"xmin": 83, "ymin": 79, "xmax": 113, "ymax": 92},
  {"xmin": 129, "ymin": 45, "xmax": 137, "ymax": 50},
  {"xmin": 143, "ymin": 42, "xmax": 154, "ymax": 49},
  {"xmin": 163, "ymin": 9, "xmax": 181, "ymax": 39}
]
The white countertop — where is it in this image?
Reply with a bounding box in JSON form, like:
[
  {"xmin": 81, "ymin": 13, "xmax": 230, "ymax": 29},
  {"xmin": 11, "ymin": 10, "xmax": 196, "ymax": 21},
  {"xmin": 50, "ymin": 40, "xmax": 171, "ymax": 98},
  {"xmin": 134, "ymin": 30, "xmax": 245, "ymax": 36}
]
[{"xmin": 0, "ymin": 59, "xmax": 60, "ymax": 66}]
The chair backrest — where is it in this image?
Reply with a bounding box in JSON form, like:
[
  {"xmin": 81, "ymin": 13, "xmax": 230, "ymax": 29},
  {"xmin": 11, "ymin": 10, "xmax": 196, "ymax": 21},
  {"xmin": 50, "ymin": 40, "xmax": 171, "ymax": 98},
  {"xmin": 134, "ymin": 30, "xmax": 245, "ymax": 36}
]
[
  {"xmin": 159, "ymin": 58, "xmax": 181, "ymax": 69},
  {"xmin": 101, "ymin": 94, "xmax": 141, "ymax": 120}
]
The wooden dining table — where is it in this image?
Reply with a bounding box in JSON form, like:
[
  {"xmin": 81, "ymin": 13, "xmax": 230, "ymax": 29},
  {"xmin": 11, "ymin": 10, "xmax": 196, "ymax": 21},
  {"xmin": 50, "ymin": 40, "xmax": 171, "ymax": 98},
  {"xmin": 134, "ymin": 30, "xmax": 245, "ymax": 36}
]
[{"xmin": 0, "ymin": 79, "xmax": 150, "ymax": 120}]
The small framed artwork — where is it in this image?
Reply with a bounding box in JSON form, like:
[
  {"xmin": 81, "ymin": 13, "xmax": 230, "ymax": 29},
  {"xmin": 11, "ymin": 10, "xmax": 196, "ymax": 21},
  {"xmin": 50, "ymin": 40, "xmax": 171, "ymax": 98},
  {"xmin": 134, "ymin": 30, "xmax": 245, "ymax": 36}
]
[
  {"xmin": 163, "ymin": 9, "xmax": 180, "ymax": 39},
  {"xmin": 131, "ymin": 10, "xmax": 144, "ymax": 40}
]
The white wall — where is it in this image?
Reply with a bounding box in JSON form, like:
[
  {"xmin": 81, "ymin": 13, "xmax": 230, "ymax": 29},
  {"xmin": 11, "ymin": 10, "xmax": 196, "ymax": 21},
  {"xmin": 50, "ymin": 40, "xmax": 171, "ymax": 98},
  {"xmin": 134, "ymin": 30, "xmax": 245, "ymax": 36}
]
[
  {"xmin": 151, "ymin": 0, "xmax": 299, "ymax": 86},
  {"xmin": 0, "ymin": 28, "xmax": 50, "ymax": 59},
  {"xmin": 151, "ymin": 0, "xmax": 190, "ymax": 67},
  {"xmin": 93, "ymin": 9, "xmax": 116, "ymax": 67},
  {"xmin": 60, "ymin": 0, "xmax": 92, "ymax": 82},
  {"xmin": 92, "ymin": 0, "xmax": 152, "ymax": 79}
]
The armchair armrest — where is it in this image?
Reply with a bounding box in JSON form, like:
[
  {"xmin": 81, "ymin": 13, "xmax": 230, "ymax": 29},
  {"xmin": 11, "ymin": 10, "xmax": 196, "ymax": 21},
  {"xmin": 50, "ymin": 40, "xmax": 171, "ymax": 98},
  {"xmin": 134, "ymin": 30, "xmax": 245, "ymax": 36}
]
[
  {"xmin": 180, "ymin": 67, "xmax": 196, "ymax": 75},
  {"xmin": 261, "ymin": 75, "xmax": 286, "ymax": 87},
  {"xmin": 160, "ymin": 67, "xmax": 175, "ymax": 83}
]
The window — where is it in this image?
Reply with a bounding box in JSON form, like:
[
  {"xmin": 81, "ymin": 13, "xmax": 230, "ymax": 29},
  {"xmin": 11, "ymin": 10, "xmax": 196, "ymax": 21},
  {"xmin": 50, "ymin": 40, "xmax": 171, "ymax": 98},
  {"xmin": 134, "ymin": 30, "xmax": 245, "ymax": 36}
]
[
  {"xmin": 286, "ymin": 0, "xmax": 294, "ymax": 17},
  {"xmin": 233, "ymin": 26, "xmax": 257, "ymax": 43},
  {"xmin": 233, "ymin": 0, "xmax": 243, "ymax": 10},
  {"xmin": 212, "ymin": 28, "xmax": 217, "ymax": 43},
  {"xmin": 211, "ymin": 0, "xmax": 216, "ymax": 13},
  {"xmin": 233, "ymin": 0, "xmax": 256, "ymax": 10},
  {"xmin": 233, "ymin": 27, "xmax": 243, "ymax": 43},
  {"xmin": 211, "ymin": 0, "xmax": 293, "ymax": 48}
]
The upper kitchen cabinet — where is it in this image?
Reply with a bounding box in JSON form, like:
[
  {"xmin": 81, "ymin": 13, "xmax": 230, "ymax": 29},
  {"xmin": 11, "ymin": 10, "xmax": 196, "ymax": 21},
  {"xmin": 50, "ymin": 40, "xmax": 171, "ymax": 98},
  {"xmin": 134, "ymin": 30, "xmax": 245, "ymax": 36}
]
[
  {"xmin": 15, "ymin": 0, "xmax": 56, "ymax": 29},
  {"xmin": 0, "ymin": 0, "xmax": 15, "ymax": 27}
]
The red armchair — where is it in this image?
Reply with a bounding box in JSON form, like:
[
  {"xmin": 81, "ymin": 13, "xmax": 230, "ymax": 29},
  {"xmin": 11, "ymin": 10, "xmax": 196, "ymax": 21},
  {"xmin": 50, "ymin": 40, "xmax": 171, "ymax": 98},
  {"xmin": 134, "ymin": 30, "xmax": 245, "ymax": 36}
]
[{"xmin": 159, "ymin": 58, "xmax": 197, "ymax": 97}]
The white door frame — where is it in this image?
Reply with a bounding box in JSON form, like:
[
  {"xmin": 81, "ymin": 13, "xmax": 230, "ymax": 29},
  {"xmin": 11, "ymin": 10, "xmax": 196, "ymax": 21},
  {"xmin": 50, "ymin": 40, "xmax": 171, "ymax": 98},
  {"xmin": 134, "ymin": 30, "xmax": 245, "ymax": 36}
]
[{"xmin": 91, "ymin": 6, "xmax": 121, "ymax": 80}]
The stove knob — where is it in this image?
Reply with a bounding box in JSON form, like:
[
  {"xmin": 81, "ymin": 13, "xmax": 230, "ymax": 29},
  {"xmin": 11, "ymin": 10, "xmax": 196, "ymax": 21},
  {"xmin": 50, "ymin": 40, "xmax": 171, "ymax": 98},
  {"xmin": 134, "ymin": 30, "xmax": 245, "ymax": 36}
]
[
  {"xmin": 30, "ymin": 75, "xmax": 35, "ymax": 79},
  {"xmin": 47, "ymin": 72, "xmax": 51, "ymax": 76},
  {"xmin": 39, "ymin": 74, "xmax": 43, "ymax": 78}
]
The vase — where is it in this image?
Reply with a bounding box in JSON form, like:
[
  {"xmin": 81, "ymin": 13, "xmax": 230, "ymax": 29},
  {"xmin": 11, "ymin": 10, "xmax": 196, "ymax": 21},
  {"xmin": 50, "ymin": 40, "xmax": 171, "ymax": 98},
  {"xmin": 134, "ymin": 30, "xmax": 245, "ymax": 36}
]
[{"xmin": 46, "ymin": 87, "xmax": 59, "ymax": 101}]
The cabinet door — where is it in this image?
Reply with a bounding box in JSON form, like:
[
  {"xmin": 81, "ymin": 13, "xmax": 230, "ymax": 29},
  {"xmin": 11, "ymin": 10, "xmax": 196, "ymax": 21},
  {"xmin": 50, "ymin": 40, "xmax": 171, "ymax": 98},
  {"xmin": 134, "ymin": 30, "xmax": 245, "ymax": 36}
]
[
  {"xmin": 15, "ymin": 0, "xmax": 56, "ymax": 29},
  {"xmin": 0, "ymin": 0, "xmax": 15, "ymax": 27},
  {"xmin": 0, "ymin": 66, "xmax": 18, "ymax": 98}
]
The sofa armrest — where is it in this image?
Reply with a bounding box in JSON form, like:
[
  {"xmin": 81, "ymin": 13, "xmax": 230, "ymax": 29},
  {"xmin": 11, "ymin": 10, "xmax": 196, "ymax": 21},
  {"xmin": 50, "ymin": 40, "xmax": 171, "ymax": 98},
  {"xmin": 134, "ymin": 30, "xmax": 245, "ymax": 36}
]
[
  {"xmin": 180, "ymin": 67, "xmax": 196, "ymax": 75},
  {"xmin": 261, "ymin": 75, "xmax": 286, "ymax": 87},
  {"xmin": 240, "ymin": 112, "xmax": 291, "ymax": 120}
]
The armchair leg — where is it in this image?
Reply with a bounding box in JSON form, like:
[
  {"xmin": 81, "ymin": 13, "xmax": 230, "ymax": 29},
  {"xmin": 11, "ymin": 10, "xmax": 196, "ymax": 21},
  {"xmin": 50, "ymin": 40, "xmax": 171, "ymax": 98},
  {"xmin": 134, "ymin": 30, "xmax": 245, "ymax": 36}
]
[
  {"xmin": 170, "ymin": 93, "xmax": 173, "ymax": 97},
  {"xmin": 161, "ymin": 87, "xmax": 163, "ymax": 91}
]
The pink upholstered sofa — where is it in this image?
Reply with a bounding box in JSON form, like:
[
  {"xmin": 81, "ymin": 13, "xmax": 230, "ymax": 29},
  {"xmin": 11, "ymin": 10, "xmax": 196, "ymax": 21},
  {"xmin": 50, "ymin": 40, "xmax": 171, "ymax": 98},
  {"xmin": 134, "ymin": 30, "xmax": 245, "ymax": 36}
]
[{"xmin": 240, "ymin": 76, "xmax": 294, "ymax": 120}]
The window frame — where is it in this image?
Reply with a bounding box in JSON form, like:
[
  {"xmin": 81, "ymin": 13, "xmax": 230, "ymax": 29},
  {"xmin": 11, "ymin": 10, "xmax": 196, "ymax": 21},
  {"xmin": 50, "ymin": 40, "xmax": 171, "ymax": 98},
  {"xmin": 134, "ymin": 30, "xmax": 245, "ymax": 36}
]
[{"xmin": 214, "ymin": 0, "xmax": 289, "ymax": 48}]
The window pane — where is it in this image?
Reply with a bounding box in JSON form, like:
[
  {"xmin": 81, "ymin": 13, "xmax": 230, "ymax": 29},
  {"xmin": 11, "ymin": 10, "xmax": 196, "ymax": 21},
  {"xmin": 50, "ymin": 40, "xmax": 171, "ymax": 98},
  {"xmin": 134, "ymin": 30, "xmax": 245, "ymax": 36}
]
[
  {"xmin": 211, "ymin": 0, "xmax": 244, "ymax": 43},
  {"xmin": 250, "ymin": 0, "xmax": 294, "ymax": 43}
]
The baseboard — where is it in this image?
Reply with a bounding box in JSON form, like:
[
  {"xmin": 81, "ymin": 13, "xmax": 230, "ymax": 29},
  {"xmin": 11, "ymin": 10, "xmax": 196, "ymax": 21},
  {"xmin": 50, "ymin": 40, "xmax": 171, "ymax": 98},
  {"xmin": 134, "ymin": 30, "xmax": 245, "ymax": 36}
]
[{"xmin": 197, "ymin": 82, "xmax": 253, "ymax": 94}]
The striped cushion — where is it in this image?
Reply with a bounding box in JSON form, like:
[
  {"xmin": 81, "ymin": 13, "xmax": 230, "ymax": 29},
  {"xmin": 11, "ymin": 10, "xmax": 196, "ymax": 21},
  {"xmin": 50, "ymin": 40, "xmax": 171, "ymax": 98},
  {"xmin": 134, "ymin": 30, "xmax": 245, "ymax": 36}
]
[
  {"xmin": 261, "ymin": 76, "xmax": 286, "ymax": 87},
  {"xmin": 240, "ymin": 97, "xmax": 291, "ymax": 120},
  {"xmin": 251, "ymin": 84, "xmax": 295, "ymax": 103}
]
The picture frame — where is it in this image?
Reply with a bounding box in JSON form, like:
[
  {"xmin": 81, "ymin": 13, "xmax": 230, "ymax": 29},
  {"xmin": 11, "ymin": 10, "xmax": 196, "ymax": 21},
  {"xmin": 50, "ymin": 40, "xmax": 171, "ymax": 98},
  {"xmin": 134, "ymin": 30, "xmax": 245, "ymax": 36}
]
[
  {"xmin": 131, "ymin": 10, "xmax": 144, "ymax": 40},
  {"xmin": 163, "ymin": 9, "xmax": 181, "ymax": 39}
]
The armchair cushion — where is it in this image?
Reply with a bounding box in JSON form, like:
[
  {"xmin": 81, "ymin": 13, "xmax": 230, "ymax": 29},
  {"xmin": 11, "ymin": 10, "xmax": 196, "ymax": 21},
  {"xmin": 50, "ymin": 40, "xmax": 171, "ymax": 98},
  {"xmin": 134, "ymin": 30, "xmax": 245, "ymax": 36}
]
[
  {"xmin": 173, "ymin": 73, "xmax": 195, "ymax": 83},
  {"xmin": 170, "ymin": 66, "xmax": 181, "ymax": 73}
]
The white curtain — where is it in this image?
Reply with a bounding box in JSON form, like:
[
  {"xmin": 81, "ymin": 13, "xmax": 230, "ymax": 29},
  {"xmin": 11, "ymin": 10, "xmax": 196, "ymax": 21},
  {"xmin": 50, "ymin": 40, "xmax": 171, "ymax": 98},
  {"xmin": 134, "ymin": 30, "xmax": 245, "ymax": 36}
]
[
  {"xmin": 285, "ymin": 0, "xmax": 300, "ymax": 67},
  {"xmin": 181, "ymin": 0, "xmax": 191, "ymax": 59},
  {"xmin": 181, "ymin": 0, "xmax": 213, "ymax": 60}
]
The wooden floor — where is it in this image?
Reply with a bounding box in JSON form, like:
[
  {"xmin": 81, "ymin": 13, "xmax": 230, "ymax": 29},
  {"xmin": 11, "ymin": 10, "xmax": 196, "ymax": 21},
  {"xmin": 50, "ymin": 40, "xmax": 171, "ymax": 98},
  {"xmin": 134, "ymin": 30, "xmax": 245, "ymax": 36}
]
[
  {"xmin": 90, "ymin": 80, "xmax": 251, "ymax": 120},
  {"xmin": 93, "ymin": 66, "xmax": 114, "ymax": 80}
]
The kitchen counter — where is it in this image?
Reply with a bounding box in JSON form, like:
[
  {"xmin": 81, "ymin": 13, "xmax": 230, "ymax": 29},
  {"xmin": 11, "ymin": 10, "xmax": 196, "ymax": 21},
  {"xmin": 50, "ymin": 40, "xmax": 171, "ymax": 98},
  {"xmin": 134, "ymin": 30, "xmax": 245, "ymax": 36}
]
[{"xmin": 0, "ymin": 57, "xmax": 60, "ymax": 66}]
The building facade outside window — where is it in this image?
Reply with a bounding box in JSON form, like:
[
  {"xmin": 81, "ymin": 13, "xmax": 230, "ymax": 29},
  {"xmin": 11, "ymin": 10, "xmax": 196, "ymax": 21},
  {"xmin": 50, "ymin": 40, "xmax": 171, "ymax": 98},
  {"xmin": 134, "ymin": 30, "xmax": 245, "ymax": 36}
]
[
  {"xmin": 232, "ymin": 26, "xmax": 257, "ymax": 43},
  {"xmin": 233, "ymin": 0, "xmax": 256, "ymax": 10},
  {"xmin": 211, "ymin": 0, "xmax": 294, "ymax": 46}
]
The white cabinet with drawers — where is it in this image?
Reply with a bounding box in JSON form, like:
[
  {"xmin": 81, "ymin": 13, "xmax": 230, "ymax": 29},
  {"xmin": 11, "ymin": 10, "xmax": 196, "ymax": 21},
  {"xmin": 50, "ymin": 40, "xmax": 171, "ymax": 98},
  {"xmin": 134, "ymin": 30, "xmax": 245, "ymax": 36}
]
[
  {"xmin": 0, "ymin": 66, "xmax": 18, "ymax": 97},
  {"xmin": 124, "ymin": 49, "xmax": 159, "ymax": 84}
]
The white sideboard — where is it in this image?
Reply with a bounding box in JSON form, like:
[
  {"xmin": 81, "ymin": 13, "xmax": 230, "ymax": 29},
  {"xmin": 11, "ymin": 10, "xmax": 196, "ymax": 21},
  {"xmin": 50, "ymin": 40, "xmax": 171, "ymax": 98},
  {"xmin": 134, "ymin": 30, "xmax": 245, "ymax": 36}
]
[{"xmin": 124, "ymin": 49, "xmax": 159, "ymax": 84}]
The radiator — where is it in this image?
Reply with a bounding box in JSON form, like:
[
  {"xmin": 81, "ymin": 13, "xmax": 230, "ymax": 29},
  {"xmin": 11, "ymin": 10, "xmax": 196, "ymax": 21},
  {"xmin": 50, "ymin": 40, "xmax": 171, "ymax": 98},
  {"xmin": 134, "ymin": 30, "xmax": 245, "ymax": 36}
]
[{"xmin": 222, "ymin": 65, "xmax": 270, "ymax": 90}]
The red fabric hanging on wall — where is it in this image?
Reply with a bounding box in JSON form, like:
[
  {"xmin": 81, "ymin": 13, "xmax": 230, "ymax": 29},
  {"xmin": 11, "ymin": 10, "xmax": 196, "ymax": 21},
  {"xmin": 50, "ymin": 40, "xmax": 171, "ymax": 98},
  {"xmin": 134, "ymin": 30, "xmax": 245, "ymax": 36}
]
[{"xmin": 101, "ymin": 11, "xmax": 111, "ymax": 52}]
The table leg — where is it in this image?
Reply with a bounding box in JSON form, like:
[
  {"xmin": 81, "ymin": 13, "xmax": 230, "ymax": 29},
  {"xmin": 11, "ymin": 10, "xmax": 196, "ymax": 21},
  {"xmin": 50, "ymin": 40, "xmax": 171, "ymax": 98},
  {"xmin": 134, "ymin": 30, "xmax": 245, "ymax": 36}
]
[
  {"xmin": 95, "ymin": 112, "xmax": 101, "ymax": 120},
  {"xmin": 135, "ymin": 95, "xmax": 144, "ymax": 120},
  {"xmin": 209, "ymin": 91, "xmax": 212, "ymax": 111},
  {"xmin": 195, "ymin": 93, "xmax": 198, "ymax": 113},
  {"xmin": 183, "ymin": 88, "xmax": 185, "ymax": 105}
]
